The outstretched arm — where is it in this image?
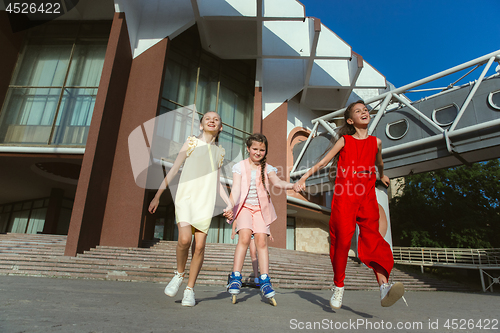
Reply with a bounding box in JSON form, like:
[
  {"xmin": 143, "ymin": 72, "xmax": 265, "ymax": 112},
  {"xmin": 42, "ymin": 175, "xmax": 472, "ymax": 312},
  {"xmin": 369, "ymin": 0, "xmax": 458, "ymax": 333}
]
[
  {"xmin": 268, "ymin": 170, "xmax": 295, "ymax": 190},
  {"xmin": 375, "ymin": 138, "xmax": 390, "ymax": 187},
  {"xmin": 296, "ymin": 137, "xmax": 345, "ymax": 189},
  {"xmin": 148, "ymin": 140, "xmax": 189, "ymax": 214}
]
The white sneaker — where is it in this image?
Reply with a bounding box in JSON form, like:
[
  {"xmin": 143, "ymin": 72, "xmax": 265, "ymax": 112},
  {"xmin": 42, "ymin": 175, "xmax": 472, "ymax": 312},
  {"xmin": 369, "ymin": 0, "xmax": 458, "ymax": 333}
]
[
  {"xmin": 164, "ymin": 271, "xmax": 184, "ymax": 297},
  {"xmin": 380, "ymin": 282, "xmax": 404, "ymax": 307},
  {"xmin": 330, "ymin": 286, "xmax": 344, "ymax": 310},
  {"xmin": 181, "ymin": 287, "xmax": 196, "ymax": 307}
]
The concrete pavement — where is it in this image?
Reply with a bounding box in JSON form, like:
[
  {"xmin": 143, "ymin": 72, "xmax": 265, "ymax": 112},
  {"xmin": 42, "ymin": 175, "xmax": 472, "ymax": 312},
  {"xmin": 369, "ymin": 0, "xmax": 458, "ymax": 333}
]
[{"xmin": 0, "ymin": 275, "xmax": 499, "ymax": 332}]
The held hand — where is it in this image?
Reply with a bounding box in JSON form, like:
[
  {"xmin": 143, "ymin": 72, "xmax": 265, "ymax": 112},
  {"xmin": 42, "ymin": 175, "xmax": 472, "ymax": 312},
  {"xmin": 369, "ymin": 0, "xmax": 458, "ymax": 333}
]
[
  {"xmin": 293, "ymin": 180, "xmax": 305, "ymax": 192},
  {"xmin": 223, "ymin": 206, "xmax": 234, "ymax": 222},
  {"xmin": 231, "ymin": 229, "xmax": 236, "ymax": 240},
  {"xmin": 380, "ymin": 175, "xmax": 390, "ymax": 187},
  {"xmin": 148, "ymin": 196, "xmax": 160, "ymax": 214},
  {"xmin": 269, "ymin": 233, "xmax": 274, "ymax": 242}
]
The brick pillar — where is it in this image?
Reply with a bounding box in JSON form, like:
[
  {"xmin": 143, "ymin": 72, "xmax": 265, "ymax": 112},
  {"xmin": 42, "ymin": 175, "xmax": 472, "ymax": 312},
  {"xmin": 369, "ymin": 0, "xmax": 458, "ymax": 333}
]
[
  {"xmin": 98, "ymin": 39, "xmax": 170, "ymax": 248},
  {"xmin": 262, "ymin": 102, "xmax": 288, "ymax": 249},
  {"xmin": 65, "ymin": 13, "xmax": 133, "ymax": 256},
  {"xmin": 253, "ymin": 87, "xmax": 262, "ymax": 133}
]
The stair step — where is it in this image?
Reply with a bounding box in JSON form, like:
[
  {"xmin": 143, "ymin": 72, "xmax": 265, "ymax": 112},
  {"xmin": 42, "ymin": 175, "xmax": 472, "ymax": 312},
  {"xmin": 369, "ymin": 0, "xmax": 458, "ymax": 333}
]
[{"xmin": 0, "ymin": 234, "xmax": 473, "ymax": 292}]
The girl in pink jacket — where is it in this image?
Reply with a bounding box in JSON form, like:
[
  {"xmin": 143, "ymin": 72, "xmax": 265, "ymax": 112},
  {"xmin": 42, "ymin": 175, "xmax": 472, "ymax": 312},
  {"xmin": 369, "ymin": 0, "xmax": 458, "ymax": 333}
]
[{"xmin": 224, "ymin": 133, "xmax": 296, "ymax": 306}]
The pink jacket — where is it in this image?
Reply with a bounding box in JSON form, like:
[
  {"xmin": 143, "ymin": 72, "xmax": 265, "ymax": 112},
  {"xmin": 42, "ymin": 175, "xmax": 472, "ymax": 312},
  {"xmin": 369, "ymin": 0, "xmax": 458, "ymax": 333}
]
[{"xmin": 232, "ymin": 159, "xmax": 278, "ymax": 226}]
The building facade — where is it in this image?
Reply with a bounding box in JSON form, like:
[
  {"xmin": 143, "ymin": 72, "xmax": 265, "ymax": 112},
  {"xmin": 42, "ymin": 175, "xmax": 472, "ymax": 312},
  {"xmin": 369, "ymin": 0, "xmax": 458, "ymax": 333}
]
[{"xmin": 0, "ymin": 0, "xmax": 389, "ymax": 256}]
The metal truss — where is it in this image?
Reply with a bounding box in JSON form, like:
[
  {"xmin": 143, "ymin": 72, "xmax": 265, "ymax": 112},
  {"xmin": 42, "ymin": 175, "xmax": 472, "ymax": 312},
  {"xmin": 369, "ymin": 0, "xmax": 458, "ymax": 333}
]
[{"xmin": 290, "ymin": 49, "xmax": 500, "ymax": 179}]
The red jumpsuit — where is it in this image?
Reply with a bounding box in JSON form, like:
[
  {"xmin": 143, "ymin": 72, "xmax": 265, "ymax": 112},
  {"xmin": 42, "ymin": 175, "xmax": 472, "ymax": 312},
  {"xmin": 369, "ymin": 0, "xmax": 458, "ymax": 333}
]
[{"xmin": 329, "ymin": 135, "xmax": 393, "ymax": 287}]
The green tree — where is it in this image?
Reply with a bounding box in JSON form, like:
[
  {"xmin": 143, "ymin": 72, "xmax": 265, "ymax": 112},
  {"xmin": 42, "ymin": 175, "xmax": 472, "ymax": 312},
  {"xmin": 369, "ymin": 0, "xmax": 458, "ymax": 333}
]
[{"xmin": 390, "ymin": 159, "xmax": 500, "ymax": 248}]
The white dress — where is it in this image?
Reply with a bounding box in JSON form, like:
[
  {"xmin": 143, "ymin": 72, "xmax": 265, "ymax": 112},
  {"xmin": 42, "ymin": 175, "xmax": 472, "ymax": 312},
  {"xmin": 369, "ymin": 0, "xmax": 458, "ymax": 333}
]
[{"xmin": 174, "ymin": 136, "xmax": 225, "ymax": 233}]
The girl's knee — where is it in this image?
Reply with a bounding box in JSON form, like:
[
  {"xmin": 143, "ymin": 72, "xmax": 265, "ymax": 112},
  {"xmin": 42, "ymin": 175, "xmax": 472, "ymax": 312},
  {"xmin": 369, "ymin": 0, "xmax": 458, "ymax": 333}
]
[
  {"xmin": 193, "ymin": 243, "xmax": 205, "ymax": 256},
  {"xmin": 238, "ymin": 230, "xmax": 252, "ymax": 245},
  {"xmin": 177, "ymin": 235, "xmax": 192, "ymax": 249},
  {"xmin": 253, "ymin": 234, "xmax": 268, "ymax": 248}
]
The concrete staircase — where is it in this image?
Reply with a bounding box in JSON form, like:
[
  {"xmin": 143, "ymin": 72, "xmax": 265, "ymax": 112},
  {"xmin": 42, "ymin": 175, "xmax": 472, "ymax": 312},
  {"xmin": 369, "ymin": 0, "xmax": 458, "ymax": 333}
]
[{"xmin": 0, "ymin": 233, "xmax": 472, "ymax": 291}]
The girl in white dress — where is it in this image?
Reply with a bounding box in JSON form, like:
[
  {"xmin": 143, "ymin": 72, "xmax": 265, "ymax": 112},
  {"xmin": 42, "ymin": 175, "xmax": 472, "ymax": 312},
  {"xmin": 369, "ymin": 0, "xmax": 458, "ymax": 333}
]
[{"xmin": 149, "ymin": 111, "xmax": 232, "ymax": 306}]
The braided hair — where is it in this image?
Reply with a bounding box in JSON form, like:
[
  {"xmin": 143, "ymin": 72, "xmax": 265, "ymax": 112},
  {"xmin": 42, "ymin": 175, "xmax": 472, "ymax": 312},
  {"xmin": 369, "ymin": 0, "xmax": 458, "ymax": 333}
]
[{"xmin": 246, "ymin": 133, "xmax": 270, "ymax": 198}]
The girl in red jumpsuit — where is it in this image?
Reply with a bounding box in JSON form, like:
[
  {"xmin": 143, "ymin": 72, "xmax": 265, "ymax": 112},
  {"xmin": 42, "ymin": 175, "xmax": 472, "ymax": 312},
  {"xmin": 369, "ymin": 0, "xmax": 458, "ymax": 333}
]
[{"xmin": 295, "ymin": 100, "xmax": 404, "ymax": 309}]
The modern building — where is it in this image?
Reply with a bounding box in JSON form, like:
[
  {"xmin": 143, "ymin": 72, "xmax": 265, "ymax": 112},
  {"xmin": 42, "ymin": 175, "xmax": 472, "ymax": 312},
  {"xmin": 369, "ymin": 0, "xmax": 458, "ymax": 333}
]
[{"xmin": 0, "ymin": 0, "xmax": 390, "ymax": 256}]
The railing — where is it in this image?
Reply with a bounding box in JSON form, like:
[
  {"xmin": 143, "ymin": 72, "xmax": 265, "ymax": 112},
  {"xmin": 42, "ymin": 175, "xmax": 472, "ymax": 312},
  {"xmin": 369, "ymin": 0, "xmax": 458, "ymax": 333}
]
[
  {"xmin": 393, "ymin": 247, "xmax": 500, "ymax": 268},
  {"xmin": 393, "ymin": 247, "xmax": 500, "ymax": 292}
]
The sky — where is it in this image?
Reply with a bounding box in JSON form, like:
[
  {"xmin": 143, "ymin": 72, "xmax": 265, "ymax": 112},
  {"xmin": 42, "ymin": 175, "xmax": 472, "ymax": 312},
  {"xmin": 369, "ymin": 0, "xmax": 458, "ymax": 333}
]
[{"xmin": 299, "ymin": 0, "xmax": 500, "ymax": 100}]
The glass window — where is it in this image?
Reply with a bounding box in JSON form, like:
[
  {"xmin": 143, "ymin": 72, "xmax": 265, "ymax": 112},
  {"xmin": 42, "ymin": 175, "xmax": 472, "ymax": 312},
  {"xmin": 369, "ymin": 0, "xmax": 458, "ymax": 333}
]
[
  {"xmin": 0, "ymin": 22, "xmax": 111, "ymax": 146},
  {"xmin": 161, "ymin": 26, "xmax": 255, "ymax": 166},
  {"xmin": 25, "ymin": 208, "xmax": 47, "ymax": 234},
  {"xmin": 488, "ymin": 89, "xmax": 500, "ymax": 110},
  {"xmin": 159, "ymin": 26, "xmax": 255, "ymax": 245},
  {"xmin": 206, "ymin": 218, "xmax": 220, "ymax": 243},
  {"xmin": 9, "ymin": 210, "xmax": 30, "ymax": 233},
  {"xmin": 432, "ymin": 104, "xmax": 458, "ymax": 126},
  {"xmin": 386, "ymin": 119, "xmax": 409, "ymax": 140},
  {"xmin": 1, "ymin": 197, "xmax": 73, "ymax": 235},
  {"xmin": 33, "ymin": 200, "xmax": 44, "ymax": 209},
  {"xmin": 0, "ymin": 212, "xmax": 10, "ymax": 233}
]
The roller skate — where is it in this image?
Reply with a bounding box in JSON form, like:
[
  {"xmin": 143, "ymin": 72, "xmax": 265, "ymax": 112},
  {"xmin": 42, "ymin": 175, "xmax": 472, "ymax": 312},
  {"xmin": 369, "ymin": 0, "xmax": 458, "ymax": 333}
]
[
  {"xmin": 227, "ymin": 271, "xmax": 242, "ymax": 304},
  {"xmin": 259, "ymin": 274, "xmax": 277, "ymax": 306}
]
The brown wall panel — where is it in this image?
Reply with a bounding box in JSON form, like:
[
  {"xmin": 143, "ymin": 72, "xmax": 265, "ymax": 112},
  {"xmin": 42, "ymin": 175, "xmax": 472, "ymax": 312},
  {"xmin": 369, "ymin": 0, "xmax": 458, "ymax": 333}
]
[
  {"xmin": 65, "ymin": 13, "xmax": 132, "ymax": 256},
  {"xmin": 99, "ymin": 38, "xmax": 170, "ymax": 247},
  {"xmin": 253, "ymin": 87, "xmax": 262, "ymax": 133},
  {"xmin": 262, "ymin": 102, "xmax": 288, "ymax": 249}
]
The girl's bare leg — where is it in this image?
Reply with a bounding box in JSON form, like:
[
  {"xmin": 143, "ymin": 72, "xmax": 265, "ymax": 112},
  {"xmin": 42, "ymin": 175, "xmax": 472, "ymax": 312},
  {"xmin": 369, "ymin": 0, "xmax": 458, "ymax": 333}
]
[
  {"xmin": 375, "ymin": 271, "xmax": 389, "ymax": 286},
  {"xmin": 176, "ymin": 223, "xmax": 193, "ymax": 273},
  {"xmin": 372, "ymin": 263, "xmax": 389, "ymax": 286},
  {"xmin": 254, "ymin": 233, "xmax": 269, "ymax": 275},
  {"xmin": 186, "ymin": 230, "xmax": 207, "ymax": 288},
  {"xmin": 249, "ymin": 238, "xmax": 259, "ymax": 278},
  {"xmin": 232, "ymin": 229, "xmax": 252, "ymax": 272}
]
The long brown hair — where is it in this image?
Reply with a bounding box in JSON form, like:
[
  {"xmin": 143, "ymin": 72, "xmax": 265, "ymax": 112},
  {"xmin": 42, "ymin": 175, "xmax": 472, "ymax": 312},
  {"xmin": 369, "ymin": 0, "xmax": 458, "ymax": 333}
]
[
  {"xmin": 322, "ymin": 100, "xmax": 365, "ymax": 182},
  {"xmin": 246, "ymin": 133, "xmax": 270, "ymax": 198}
]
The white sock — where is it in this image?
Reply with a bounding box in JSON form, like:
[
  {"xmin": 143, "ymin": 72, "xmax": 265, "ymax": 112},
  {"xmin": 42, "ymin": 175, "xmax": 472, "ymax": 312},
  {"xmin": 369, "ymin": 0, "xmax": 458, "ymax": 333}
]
[
  {"xmin": 260, "ymin": 274, "xmax": 268, "ymax": 280},
  {"xmin": 234, "ymin": 271, "xmax": 241, "ymax": 277}
]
